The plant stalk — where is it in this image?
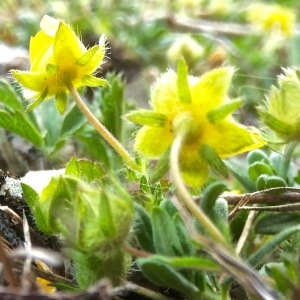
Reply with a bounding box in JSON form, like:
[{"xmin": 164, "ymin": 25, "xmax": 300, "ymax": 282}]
[
  {"xmin": 170, "ymin": 136, "xmax": 228, "ymax": 247},
  {"xmin": 68, "ymin": 84, "xmax": 139, "ymax": 171}
]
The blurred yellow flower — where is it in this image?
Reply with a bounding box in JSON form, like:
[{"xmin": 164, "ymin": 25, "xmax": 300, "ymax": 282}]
[
  {"xmin": 246, "ymin": 3, "xmax": 296, "ymax": 37},
  {"xmin": 128, "ymin": 66, "xmax": 264, "ymax": 187},
  {"xmin": 167, "ymin": 35, "xmax": 204, "ymax": 68},
  {"xmin": 12, "ymin": 15, "xmax": 107, "ymax": 113}
]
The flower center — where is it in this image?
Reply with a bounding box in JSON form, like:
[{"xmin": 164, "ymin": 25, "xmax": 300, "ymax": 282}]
[{"xmin": 172, "ymin": 111, "xmax": 201, "ymax": 142}]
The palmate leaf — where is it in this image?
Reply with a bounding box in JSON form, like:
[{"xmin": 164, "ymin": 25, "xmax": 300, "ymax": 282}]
[{"xmin": 0, "ymin": 109, "xmax": 44, "ymax": 147}]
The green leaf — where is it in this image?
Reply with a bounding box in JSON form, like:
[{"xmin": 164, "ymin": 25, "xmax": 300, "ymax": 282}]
[
  {"xmin": 256, "ymin": 175, "xmax": 286, "ymax": 191},
  {"xmin": 0, "ymin": 109, "xmax": 44, "ymax": 147},
  {"xmin": 149, "ymin": 148, "xmax": 170, "ymax": 183},
  {"xmin": 152, "ymin": 206, "xmax": 183, "ymax": 256},
  {"xmin": 255, "ymin": 213, "xmax": 300, "ymax": 235},
  {"xmin": 126, "ymin": 110, "xmax": 167, "ymax": 127},
  {"xmin": 248, "ymin": 162, "xmax": 274, "ymax": 182},
  {"xmin": 200, "ymin": 198, "xmax": 231, "ymax": 243},
  {"xmin": 96, "ymin": 73, "xmax": 125, "ymax": 141},
  {"xmin": 0, "ymin": 79, "xmax": 23, "ymax": 110},
  {"xmin": 173, "ymin": 214, "xmax": 195, "ymax": 256},
  {"xmin": 226, "ymin": 159, "xmax": 256, "ymax": 192},
  {"xmin": 21, "ymin": 183, "xmax": 49, "ymax": 234},
  {"xmin": 160, "ymin": 198, "xmax": 178, "ymax": 217},
  {"xmin": 65, "ymin": 157, "xmax": 105, "ymax": 181},
  {"xmin": 137, "ymin": 256, "xmax": 200, "ymax": 298},
  {"xmin": 247, "ymin": 149, "xmax": 270, "ymax": 165},
  {"xmin": 249, "ymin": 225, "xmax": 300, "ymax": 267},
  {"xmin": 268, "ymin": 264, "xmax": 291, "ymax": 296},
  {"xmin": 177, "ymin": 59, "xmax": 191, "ymax": 104},
  {"xmin": 78, "ymin": 132, "xmax": 111, "ymax": 168},
  {"xmin": 201, "ymin": 181, "xmax": 228, "ymax": 210},
  {"xmin": 152, "ymin": 255, "xmax": 221, "ymax": 272},
  {"xmin": 133, "ymin": 203, "xmax": 154, "ymax": 253},
  {"xmin": 207, "ymin": 98, "xmax": 243, "ymax": 124},
  {"xmin": 200, "ymin": 144, "xmax": 228, "ymax": 178},
  {"xmin": 60, "ymin": 104, "xmax": 86, "ymax": 138}
]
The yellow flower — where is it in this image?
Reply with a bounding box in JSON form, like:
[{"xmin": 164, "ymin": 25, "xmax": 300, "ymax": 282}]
[
  {"xmin": 167, "ymin": 35, "xmax": 204, "ymax": 68},
  {"xmin": 128, "ymin": 65, "xmax": 264, "ymax": 187},
  {"xmin": 246, "ymin": 3, "xmax": 296, "ymax": 37},
  {"xmin": 12, "ymin": 15, "xmax": 107, "ymax": 114}
]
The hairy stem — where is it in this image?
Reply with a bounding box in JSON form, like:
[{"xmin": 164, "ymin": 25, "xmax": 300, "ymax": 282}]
[
  {"xmin": 170, "ymin": 136, "xmax": 228, "ymax": 247},
  {"xmin": 68, "ymin": 84, "xmax": 139, "ymax": 171}
]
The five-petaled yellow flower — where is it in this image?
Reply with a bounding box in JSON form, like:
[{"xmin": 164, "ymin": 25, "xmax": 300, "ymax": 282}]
[
  {"xmin": 246, "ymin": 3, "xmax": 296, "ymax": 37},
  {"xmin": 128, "ymin": 66, "xmax": 264, "ymax": 187},
  {"xmin": 12, "ymin": 15, "xmax": 107, "ymax": 114}
]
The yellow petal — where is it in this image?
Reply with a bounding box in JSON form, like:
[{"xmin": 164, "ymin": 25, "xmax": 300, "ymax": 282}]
[
  {"xmin": 30, "ymin": 31, "xmax": 54, "ymax": 71},
  {"xmin": 202, "ymin": 120, "xmax": 264, "ymax": 158},
  {"xmin": 191, "ymin": 67, "xmax": 234, "ymax": 113},
  {"xmin": 135, "ymin": 126, "xmax": 172, "ymax": 158},
  {"xmin": 180, "ymin": 146, "xmax": 209, "ymax": 188},
  {"xmin": 12, "ymin": 70, "xmax": 48, "ymax": 93},
  {"xmin": 151, "ymin": 70, "xmax": 179, "ymax": 113},
  {"xmin": 40, "ymin": 15, "xmax": 59, "ymax": 36},
  {"xmin": 53, "ymin": 21, "xmax": 86, "ymax": 66}
]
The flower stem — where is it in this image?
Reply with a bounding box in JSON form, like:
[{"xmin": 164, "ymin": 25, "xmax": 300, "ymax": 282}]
[
  {"xmin": 68, "ymin": 84, "xmax": 139, "ymax": 171},
  {"xmin": 170, "ymin": 136, "xmax": 228, "ymax": 247}
]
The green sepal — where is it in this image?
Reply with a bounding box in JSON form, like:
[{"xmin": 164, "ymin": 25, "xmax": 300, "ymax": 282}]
[
  {"xmin": 46, "ymin": 63, "xmax": 59, "ymax": 76},
  {"xmin": 207, "ymin": 98, "xmax": 243, "ymax": 124},
  {"xmin": 55, "ymin": 92, "xmax": 67, "ymax": 115},
  {"xmin": 82, "ymin": 75, "xmax": 108, "ymax": 87},
  {"xmin": 152, "ymin": 206, "xmax": 183, "ymax": 256},
  {"xmin": 137, "ymin": 256, "xmax": 200, "ymax": 298},
  {"xmin": 259, "ymin": 111, "xmax": 294, "ymax": 137},
  {"xmin": 177, "ymin": 59, "xmax": 192, "ymax": 104},
  {"xmin": 126, "ymin": 110, "xmax": 167, "ymax": 127},
  {"xmin": 76, "ymin": 45, "xmax": 99, "ymax": 66},
  {"xmin": 26, "ymin": 88, "xmax": 48, "ymax": 112},
  {"xmin": 200, "ymin": 144, "xmax": 228, "ymax": 178}
]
